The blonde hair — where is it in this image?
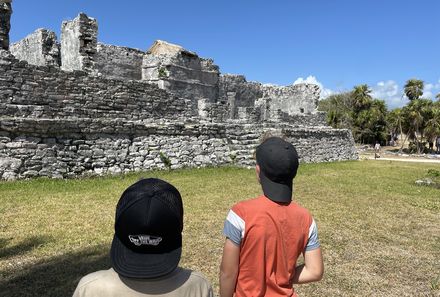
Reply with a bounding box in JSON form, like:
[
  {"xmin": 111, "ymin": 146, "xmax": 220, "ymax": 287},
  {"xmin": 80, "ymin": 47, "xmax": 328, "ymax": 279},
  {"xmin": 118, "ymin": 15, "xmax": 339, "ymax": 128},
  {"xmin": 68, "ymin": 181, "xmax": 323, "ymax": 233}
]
[
  {"xmin": 254, "ymin": 131, "xmax": 287, "ymax": 160},
  {"xmin": 259, "ymin": 131, "xmax": 286, "ymax": 143}
]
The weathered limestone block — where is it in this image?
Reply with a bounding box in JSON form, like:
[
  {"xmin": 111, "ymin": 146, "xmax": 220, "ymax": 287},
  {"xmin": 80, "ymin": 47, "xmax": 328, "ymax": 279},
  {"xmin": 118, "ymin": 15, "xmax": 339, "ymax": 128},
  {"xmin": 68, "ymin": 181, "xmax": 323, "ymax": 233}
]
[
  {"xmin": 0, "ymin": 156, "xmax": 21, "ymax": 180},
  {"xmin": 61, "ymin": 13, "xmax": 97, "ymax": 73},
  {"xmin": 219, "ymin": 75, "xmax": 263, "ymax": 110},
  {"xmin": 0, "ymin": 121, "xmax": 358, "ymax": 180},
  {"xmin": 262, "ymin": 83, "xmax": 320, "ymax": 115},
  {"xmin": 278, "ymin": 111, "xmax": 328, "ymax": 127},
  {"xmin": 96, "ymin": 43, "xmax": 143, "ymax": 80},
  {"xmin": 219, "ymin": 74, "xmax": 321, "ymax": 122},
  {"xmin": 10, "ymin": 29, "xmax": 60, "ymax": 67},
  {"xmin": 0, "ymin": 0, "xmax": 12, "ymax": 50},
  {"xmin": 142, "ymin": 40, "xmax": 220, "ymax": 103},
  {"xmin": 0, "ymin": 56, "xmax": 191, "ymax": 120}
]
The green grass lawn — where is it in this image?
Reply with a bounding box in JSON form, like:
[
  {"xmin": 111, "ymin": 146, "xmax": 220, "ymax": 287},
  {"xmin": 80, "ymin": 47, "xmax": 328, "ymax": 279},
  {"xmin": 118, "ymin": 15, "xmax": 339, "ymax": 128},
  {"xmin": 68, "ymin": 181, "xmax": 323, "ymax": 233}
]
[{"xmin": 0, "ymin": 161, "xmax": 439, "ymax": 297}]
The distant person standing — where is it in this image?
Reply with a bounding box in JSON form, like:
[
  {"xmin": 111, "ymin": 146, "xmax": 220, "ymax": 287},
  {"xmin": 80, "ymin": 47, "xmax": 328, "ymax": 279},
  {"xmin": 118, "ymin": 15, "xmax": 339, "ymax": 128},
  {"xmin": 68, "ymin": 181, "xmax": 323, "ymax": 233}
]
[
  {"xmin": 73, "ymin": 178, "xmax": 213, "ymax": 297},
  {"xmin": 374, "ymin": 141, "xmax": 381, "ymax": 159}
]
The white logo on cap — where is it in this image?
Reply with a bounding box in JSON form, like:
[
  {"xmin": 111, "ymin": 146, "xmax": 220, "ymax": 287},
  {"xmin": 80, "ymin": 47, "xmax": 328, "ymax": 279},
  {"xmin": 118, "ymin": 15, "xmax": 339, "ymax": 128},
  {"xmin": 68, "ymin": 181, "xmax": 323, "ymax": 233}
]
[{"xmin": 129, "ymin": 235, "xmax": 162, "ymax": 246}]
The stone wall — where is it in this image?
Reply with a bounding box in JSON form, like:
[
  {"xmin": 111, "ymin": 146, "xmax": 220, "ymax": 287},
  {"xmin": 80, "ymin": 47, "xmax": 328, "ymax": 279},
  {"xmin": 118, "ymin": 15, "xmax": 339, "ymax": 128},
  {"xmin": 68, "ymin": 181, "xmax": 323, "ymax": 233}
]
[
  {"xmin": 0, "ymin": 119, "xmax": 357, "ymax": 180},
  {"xmin": 225, "ymin": 123, "xmax": 358, "ymax": 165},
  {"xmin": 0, "ymin": 50, "xmax": 192, "ymax": 121},
  {"xmin": 278, "ymin": 111, "xmax": 328, "ymax": 127},
  {"xmin": 0, "ymin": 0, "xmax": 12, "ymax": 50},
  {"xmin": 9, "ymin": 13, "xmax": 324, "ymax": 125},
  {"xmin": 96, "ymin": 43, "xmax": 144, "ymax": 80},
  {"xmin": 0, "ymin": 49, "xmax": 358, "ymax": 181},
  {"xmin": 142, "ymin": 40, "xmax": 220, "ymax": 103},
  {"xmin": 218, "ymin": 74, "xmax": 322, "ymax": 123},
  {"xmin": 10, "ymin": 29, "xmax": 60, "ymax": 67},
  {"xmin": 0, "ymin": 120, "xmax": 230, "ymax": 180},
  {"xmin": 0, "ymin": 4, "xmax": 359, "ymax": 181},
  {"xmin": 262, "ymin": 83, "xmax": 320, "ymax": 115},
  {"xmin": 61, "ymin": 13, "xmax": 97, "ymax": 73},
  {"xmin": 219, "ymin": 74, "xmax": 263, "ymax": 119}
]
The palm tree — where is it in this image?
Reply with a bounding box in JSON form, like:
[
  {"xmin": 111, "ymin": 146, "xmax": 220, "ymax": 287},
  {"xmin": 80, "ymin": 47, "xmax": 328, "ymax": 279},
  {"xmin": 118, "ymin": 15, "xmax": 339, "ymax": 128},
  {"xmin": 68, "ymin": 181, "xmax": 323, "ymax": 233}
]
[
  {"xmin": 404, "ymin": 79, "xmax": 424, "ymax": 101},
  {"xmin": 352, "ymin": 84, "xmax": 372, "ymax": 112},
  {"xmin": 318, "ymin": 92, "xmax": 353, "ymax": 129},
  {"xmin": 387, "ymin": 108, "xmax": 404, "ymax": 151},
  {"xmin": 424, "ymin": 106, "xmax": 440, "ymax": 151},
  {"xmin": 352, "ymin": 99, "xmax": 387, "ymax": 144},
  {"xmin": 369, "ymin": 99, "xmax": 388, "ymax": 143},
  {"xmin": 402, "ymin": 99, "xmax": 432, "ymax": 153},
  {"xmin": 402, "ymin": 106, "xmax": 422, "ymax": 153}
]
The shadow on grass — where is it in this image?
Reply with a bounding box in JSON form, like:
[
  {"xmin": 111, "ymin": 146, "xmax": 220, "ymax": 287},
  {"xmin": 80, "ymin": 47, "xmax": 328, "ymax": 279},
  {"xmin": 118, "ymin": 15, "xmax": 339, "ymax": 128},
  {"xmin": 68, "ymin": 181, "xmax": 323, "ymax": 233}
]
[
  {"xmin": 386, "ymin": 148, "xmax": 401, "ymax": 153},
  {"xmin": 0, "ymin": 236, "xmax": 53, "ymax": 259},
  {"xmin": 0, "ymin": 244, "xmax": 111, "ymax": 297}
]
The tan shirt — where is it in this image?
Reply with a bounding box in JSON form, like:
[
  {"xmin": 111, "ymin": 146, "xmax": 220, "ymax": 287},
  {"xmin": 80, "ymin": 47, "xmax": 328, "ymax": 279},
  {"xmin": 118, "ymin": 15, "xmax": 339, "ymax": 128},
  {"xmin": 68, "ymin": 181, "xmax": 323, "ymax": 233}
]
[{"xmin": 73, "ymin": 267, "xmax": 213, "ymax": 297}]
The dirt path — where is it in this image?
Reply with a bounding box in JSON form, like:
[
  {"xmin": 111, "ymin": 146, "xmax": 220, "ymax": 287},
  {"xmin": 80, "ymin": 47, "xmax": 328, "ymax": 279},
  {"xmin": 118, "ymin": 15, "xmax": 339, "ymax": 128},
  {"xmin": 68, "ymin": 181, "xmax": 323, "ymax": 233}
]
[
  {"xmin": 362, "ymin": 156, "xmax": 440, "ymax": 164},
  {"xmin": 358, "ymin": 146, "xmax": 440, "ymax": 164}
]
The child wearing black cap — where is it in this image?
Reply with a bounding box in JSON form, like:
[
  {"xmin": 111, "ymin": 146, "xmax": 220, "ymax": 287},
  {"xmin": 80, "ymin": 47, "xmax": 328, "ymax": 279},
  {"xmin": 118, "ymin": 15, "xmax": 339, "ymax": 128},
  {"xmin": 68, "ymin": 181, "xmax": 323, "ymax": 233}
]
[
  {"xmin": 220, "ymin": 136, "xmax": 324, "ymax": 297},
  {"xmin": 73, "ymin": 178, "xmax": 213, "ymax": 297}
]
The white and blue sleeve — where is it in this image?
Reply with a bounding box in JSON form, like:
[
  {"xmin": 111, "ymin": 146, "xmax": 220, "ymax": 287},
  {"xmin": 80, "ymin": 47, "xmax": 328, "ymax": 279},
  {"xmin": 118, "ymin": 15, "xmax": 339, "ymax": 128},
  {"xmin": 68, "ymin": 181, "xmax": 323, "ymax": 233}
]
[
  {"xmin": 223, "ymin": 209, "xmax": 245, "ymax": 246},
  {"xmin": 305, "ymin": 219, "xmax": 320, "ymax": 251}
]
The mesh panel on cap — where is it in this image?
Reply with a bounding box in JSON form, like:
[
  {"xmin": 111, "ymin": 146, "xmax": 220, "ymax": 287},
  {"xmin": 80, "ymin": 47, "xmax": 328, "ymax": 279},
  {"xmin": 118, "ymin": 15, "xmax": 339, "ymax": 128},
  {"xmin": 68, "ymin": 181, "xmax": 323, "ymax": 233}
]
[
  {"xmin": 115, "ymin": 184, "xmax": 145, "ymax": 219},
  {"xmin": 115, "ymin": 178, "xmax": 183, "ymax": 227},
  {"xmin": 151, "ymin": 181, "xmax": 183, "ymax": 228}
]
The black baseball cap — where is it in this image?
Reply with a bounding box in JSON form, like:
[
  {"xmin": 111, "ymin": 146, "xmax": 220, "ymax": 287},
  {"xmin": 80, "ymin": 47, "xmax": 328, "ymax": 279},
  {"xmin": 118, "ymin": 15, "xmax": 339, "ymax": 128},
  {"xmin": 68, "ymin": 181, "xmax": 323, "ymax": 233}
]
[
  {"xmin": 256, "ymin": 137, "xmax": 299, "ymax": 203},
  {"xmin": 110, "ymin": 178, "xmax": 183, "ymax": 279}
]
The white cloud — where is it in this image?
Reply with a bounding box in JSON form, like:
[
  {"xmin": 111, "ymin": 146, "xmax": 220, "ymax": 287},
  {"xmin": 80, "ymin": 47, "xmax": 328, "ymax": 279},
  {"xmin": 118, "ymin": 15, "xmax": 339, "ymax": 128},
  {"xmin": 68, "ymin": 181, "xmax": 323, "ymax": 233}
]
[
  {"xmin": 293, "ymin": 75, "xmax": 320, "ymax": 85},
  {"xmin": 370, "ymin": 79, "xmax": 440, "ymax": 109},
  {"xmin": 291, "ymin": 77, "xmax": 440, "ymax": 109},
  {"xmin": 425, "ymin": 83, "xmax": 434, "ymax": 91},
  {"xmin": 423, "ymin": 83, "xmax": 434, "ymax": 99},
  {"xmin": 371, "ymin": 80, "xmax": 407, "ymax": 109},
  {"xmin": 293, "ymin": 75, "xmax": 334, "ymax": 99},
  {"xmin": 423, "ymin": 80, "xmax": 440, "ymax": 99}
]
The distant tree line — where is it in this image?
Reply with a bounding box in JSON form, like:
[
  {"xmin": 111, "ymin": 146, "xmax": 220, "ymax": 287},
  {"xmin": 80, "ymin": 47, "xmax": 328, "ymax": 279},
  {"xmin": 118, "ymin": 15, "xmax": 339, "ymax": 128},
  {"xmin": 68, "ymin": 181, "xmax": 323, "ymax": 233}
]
[{"xmin": 318, "ymin": 79, "xmax": 440, "ymax": 154}]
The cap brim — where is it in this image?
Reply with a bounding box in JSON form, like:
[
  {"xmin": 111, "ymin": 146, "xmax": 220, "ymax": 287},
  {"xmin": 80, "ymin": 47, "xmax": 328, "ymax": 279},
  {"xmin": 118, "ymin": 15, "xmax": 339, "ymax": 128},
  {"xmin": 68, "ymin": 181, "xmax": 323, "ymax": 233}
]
[
  {"xmin": 260, "ymin": 171, "xmax": 292, "ymax": 203},
  {"xmin": 110, "ymin": 234, "xmax": 181, "ymax": 279}
]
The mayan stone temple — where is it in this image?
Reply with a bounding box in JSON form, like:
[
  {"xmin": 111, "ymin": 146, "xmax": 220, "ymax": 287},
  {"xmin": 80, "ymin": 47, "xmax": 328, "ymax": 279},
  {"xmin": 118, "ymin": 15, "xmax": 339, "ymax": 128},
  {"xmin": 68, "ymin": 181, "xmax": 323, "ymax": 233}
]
[{"xmin": 0, "ymin": 1, "xmax": 357, "ymax": 180}]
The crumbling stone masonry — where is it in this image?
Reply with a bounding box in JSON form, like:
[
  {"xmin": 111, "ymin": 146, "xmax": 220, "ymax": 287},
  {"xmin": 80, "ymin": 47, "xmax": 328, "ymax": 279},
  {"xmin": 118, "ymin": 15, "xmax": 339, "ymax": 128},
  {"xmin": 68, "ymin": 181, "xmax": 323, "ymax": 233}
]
[
  {"xmin": 61, "ymin": 13, "xmax": 98, "ymax": 74},
  {"xmin": 10, "ymin": 28, "xmax": 60, "ymax": 67},
  {"xmin": 0, "ymin": 3, "xmax": 358, "ymax": 180},
  {"xmin": 0, "ymin": 0, "xmax": 12, "ymax": 50},
  {"xmin": 96, "ymin": 43, "xmax": 144, "ymax": 81},
  {"xmin": 142, "ymin": 40, "xmax": 220, "ymax": 105}
]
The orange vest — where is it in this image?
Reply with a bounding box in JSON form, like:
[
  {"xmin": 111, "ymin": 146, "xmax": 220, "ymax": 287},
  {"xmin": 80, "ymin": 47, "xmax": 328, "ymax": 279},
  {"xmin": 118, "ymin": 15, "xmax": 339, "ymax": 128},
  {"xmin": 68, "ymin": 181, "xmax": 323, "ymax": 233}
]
[{"xmin": 230, "ymin": 195, "xmax": 313, "ymax": 297}]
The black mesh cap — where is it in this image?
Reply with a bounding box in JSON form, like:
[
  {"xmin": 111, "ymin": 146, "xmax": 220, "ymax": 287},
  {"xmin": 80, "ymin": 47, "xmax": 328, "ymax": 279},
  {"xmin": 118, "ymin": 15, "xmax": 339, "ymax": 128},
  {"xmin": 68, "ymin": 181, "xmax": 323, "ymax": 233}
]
[
  {"xmin": 110, "ymin": 178, "xmax": 183, "ymax": 278},
  {"xmin": 256, "ymin": 137, "xmax": 299, "ymax": 203}
]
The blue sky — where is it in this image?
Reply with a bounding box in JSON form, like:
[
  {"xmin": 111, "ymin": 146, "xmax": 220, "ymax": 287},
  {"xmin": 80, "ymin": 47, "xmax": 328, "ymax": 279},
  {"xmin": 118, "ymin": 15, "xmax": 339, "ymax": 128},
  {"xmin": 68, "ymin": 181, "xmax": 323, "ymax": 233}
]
[{"xmin": 8, "ymin": 0, "xmax": 440, "ymax": 109}]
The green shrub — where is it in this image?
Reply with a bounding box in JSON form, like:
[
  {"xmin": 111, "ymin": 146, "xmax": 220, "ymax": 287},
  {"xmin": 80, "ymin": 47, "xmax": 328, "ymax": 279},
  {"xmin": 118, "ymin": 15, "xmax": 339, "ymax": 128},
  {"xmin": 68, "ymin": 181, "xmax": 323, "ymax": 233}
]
[
  {"xmin": 158, "ymin": 67, "xmax": 167, "ymax": 78},
  {"xmin": 427, "ymin": 169, "xmax": 440, "ymax": 177},
  {"xmin": 159, "ymin": 152, "xmax": 171, "ymax": 169},
  {"xmin": 229, "ymin": 153, "xmax": 237, "ymax": 164}
]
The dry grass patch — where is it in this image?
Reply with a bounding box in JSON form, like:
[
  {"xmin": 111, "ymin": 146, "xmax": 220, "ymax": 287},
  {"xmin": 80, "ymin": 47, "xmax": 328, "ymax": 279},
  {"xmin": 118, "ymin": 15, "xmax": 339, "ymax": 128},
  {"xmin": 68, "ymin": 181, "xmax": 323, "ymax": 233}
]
[{"xmin": 0, "ymin": 162, "xmax": 439, "ymax": 297}]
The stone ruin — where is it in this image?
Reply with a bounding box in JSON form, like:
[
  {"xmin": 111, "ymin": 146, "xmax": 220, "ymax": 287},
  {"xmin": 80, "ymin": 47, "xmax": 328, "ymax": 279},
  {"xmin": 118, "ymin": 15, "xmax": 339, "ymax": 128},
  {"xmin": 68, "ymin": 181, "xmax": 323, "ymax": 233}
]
[
  {"xmin": 0, "ymin": 1, "xmax": 358, "ymax": 180},
  {"xmin": 0, "ymin": 0, "xmax": 11, "ymax": 50}
]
